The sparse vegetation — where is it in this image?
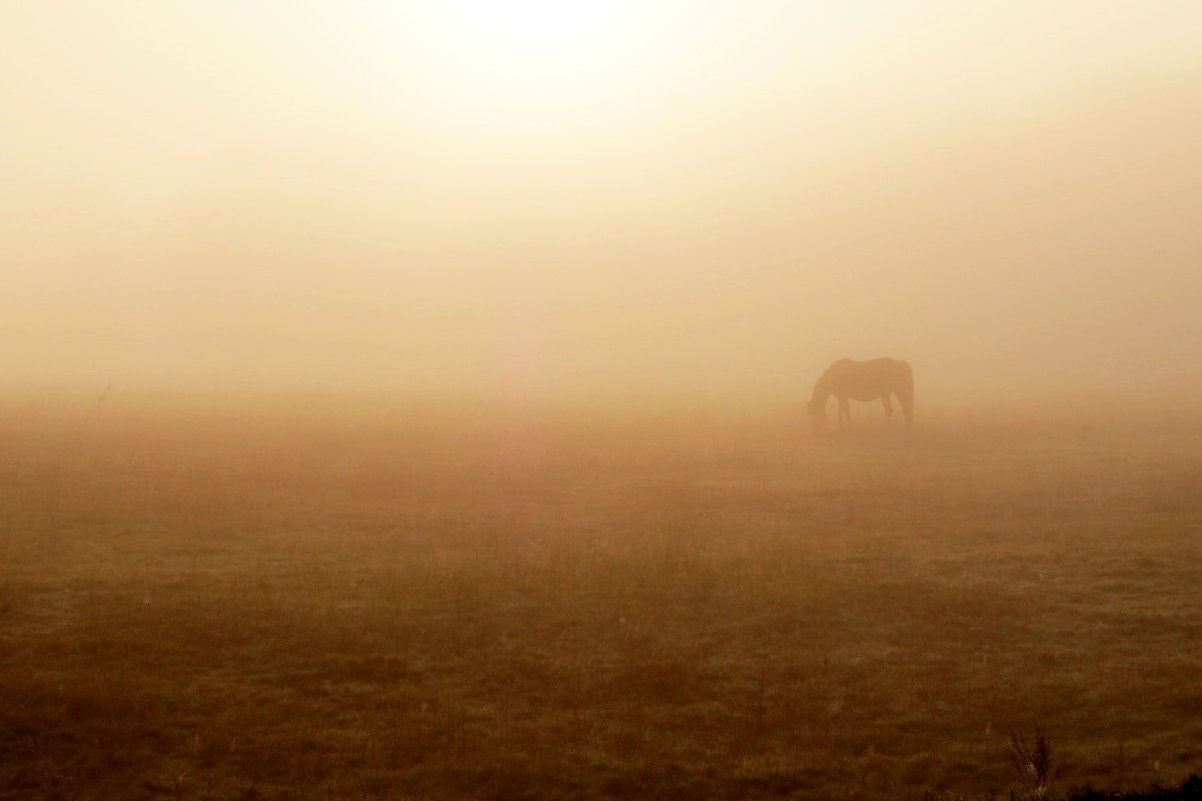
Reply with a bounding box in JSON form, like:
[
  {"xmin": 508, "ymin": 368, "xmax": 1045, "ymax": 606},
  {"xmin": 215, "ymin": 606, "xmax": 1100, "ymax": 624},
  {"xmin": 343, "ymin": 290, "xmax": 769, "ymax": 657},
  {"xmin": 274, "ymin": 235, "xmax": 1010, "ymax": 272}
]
[
  {"xmin": 1069, "ymin": 774, "xmax": 1202, "ymax": 800},
  {"xmin": 2, "ymin": 404, "xmax": 1201, "ymax": 799},
  {"xmin": 1009, "ymin": 725, "xmax": 1059, "ymax": 800}
]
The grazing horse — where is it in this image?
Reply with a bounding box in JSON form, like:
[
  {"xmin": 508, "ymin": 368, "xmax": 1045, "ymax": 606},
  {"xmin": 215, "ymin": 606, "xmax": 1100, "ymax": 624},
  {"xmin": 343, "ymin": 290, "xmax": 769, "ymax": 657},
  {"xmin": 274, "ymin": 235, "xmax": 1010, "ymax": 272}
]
[{"xmin": 807, "ymin": 358, "xmax": 913, "ymax": 431}]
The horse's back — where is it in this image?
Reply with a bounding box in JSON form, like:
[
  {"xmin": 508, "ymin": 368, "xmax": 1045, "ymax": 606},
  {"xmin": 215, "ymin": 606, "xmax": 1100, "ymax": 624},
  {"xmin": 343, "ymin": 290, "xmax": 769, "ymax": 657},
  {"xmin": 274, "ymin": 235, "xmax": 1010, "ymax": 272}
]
[
  {"xmin": 827, "ymin": 357, "xmax": 906, "ymax": 377},
  {"xmin": 824, "ymin": 357, "xmax": 910, "ymax": 398}
]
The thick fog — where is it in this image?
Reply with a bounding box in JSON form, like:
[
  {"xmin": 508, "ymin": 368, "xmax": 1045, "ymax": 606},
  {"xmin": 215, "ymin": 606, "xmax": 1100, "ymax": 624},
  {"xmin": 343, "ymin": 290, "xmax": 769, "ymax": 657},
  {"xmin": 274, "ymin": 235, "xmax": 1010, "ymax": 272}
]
[{"xmin": 4, "ymin": 1, "xmax": 1201, "ymax": 407}]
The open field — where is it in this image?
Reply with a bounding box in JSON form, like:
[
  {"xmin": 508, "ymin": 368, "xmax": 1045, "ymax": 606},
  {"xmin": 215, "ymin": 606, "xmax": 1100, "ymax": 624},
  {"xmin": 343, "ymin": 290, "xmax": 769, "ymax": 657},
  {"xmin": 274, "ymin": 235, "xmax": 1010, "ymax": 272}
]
[{"xmin": 2, "ymin": 402, "xmax": 1202, "ymax": 800}]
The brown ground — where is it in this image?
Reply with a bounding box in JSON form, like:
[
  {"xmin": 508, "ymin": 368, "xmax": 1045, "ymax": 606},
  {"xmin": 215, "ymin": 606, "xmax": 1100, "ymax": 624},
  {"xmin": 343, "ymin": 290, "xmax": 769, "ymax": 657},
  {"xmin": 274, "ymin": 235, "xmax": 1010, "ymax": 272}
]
[{"xmin": 2, "ymin": 401, "xmax": 1201, "ymax": 800}]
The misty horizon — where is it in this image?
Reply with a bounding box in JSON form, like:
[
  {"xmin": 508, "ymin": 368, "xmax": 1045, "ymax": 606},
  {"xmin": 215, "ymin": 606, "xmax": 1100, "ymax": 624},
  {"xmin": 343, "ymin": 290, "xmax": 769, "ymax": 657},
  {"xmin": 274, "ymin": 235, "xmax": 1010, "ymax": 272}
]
[{"xmin": 4, "ymin": 2, "xmax": 1202, "ymax": 407}]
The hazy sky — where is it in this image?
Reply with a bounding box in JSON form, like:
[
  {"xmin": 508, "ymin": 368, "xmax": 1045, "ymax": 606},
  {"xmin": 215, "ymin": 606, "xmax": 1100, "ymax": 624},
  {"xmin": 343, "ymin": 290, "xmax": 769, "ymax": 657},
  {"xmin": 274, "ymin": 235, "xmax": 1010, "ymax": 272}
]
[{"xmin": 4, "ymin": 1, "xmax": 1202, "ymax": 405}]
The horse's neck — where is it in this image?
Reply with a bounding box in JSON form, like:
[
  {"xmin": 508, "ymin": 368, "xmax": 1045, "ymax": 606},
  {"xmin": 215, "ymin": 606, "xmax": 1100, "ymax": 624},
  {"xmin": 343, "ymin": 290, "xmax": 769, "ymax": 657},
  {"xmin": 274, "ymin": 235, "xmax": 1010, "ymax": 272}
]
[{"xmin": 811, "ymin": 376, "xmax": 833, "ymax": 404}]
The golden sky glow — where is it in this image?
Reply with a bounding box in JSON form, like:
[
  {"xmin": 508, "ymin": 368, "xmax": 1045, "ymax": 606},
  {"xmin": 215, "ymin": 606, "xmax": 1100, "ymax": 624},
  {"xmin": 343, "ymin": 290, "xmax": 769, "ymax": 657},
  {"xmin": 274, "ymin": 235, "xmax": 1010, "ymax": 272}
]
[{"xmin": 3, "ymin": 1, "xmax": 1202, "ymax": 404}]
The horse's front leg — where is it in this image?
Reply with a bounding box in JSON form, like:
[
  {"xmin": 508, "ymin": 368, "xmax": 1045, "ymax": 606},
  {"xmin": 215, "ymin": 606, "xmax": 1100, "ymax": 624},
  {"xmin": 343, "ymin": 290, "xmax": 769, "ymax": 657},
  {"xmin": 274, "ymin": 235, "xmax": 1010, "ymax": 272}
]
[
  {"xmin": 839, "ymin": 397, "xmax": 851, "ymax": 430},
  {"xmin": 882, "ymin": 394, "xmax": 894, "ymax": 428}
]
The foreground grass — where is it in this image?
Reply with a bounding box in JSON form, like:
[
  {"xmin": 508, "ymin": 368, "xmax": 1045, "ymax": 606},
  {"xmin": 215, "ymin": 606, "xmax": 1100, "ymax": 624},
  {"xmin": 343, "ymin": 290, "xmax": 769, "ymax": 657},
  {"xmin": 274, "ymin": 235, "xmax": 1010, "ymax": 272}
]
[{"xmin": 2, "ymin": 404, "xmax": 1201, "ymax": 799}]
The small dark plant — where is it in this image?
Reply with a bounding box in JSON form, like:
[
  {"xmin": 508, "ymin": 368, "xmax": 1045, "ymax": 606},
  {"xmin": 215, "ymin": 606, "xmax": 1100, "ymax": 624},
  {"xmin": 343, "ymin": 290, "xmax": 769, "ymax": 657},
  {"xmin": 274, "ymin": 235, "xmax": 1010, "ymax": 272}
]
[{"xmin": 1009, "ymin": 725, "xmax": 1059, "ymax": 801}]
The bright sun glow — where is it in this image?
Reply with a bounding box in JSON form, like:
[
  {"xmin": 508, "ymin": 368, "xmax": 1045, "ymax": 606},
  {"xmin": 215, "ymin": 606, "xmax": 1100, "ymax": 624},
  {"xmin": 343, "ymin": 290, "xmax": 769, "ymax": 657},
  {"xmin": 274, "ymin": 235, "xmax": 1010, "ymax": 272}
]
[{"xmin": 409, "ymin": 0, "xmax": 651, "ymax": 110}]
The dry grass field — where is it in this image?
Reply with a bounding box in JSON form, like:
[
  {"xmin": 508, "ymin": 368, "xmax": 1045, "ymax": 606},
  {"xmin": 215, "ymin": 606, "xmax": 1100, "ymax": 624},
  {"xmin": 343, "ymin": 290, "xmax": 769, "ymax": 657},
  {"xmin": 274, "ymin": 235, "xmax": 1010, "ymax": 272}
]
[{"xmin": 2, "ymin": 401, "xmax": 1202, "ymax": 800}]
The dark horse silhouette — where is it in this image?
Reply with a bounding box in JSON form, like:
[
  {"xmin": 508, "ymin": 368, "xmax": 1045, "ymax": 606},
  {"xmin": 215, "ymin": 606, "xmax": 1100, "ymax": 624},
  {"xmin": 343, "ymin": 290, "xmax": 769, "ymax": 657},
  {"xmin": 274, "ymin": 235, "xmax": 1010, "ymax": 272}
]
[{"xmin": 808, "ymin": 358, "xmax": 913, "ymax": 431}]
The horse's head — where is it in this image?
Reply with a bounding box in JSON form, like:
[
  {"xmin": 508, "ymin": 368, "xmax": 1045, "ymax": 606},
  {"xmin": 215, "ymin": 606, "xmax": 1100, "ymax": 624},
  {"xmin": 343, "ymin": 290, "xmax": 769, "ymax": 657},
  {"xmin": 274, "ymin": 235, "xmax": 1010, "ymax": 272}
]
[{"xmin": 807, "ymin": 399, "xmax": 828, "ymax": 431}]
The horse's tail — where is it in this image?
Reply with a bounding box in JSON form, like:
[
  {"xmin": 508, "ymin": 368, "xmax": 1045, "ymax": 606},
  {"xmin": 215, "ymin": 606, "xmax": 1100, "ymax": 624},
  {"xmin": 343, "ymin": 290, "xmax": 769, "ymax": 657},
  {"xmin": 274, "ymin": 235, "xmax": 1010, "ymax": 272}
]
[{"xmin": 896, "ymin": 361, "xmax": 914, "ymax": 427}]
